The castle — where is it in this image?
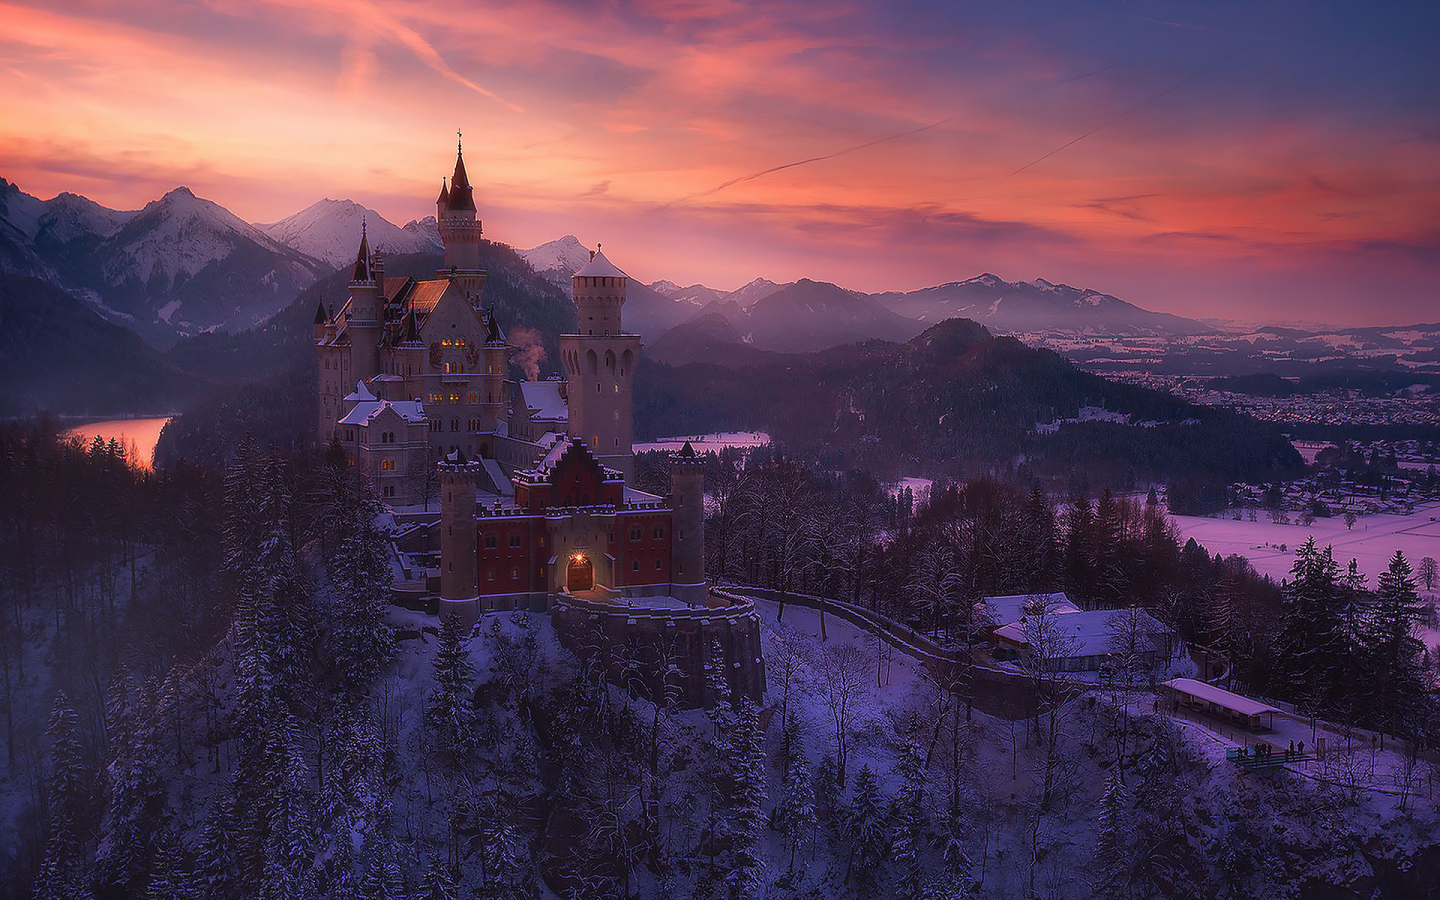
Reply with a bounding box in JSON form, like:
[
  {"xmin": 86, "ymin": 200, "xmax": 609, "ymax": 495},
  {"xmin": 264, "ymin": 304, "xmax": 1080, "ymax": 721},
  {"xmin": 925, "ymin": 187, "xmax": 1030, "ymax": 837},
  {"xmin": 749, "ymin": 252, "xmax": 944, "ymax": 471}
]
[{"xmin": 314, "ymin": 140, "xmax": 763, "ymax": 706}]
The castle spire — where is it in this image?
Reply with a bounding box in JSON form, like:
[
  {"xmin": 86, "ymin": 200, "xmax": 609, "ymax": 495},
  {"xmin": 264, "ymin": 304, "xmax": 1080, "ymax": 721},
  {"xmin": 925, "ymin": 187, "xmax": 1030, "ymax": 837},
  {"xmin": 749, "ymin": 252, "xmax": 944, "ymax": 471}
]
[
  {"xmin": 436, "ymin": 176, "xmax": 449, "ymax": 207},
  {"xmin": 447, "ymin": 134, "xmax": 476, "ymax": 212},
  {"xmin": 351, "ymin": 219, "xmax": 373, "ymax": 283}
]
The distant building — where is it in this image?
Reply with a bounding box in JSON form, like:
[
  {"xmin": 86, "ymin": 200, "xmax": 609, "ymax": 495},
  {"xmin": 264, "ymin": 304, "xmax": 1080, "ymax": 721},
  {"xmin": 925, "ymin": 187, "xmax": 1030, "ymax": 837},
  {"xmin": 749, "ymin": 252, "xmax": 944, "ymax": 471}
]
[
  {"xmin": 990, "ymin": 606, "xmax": 1175, "ymax": 673},
  {"xmin": 978, "ymin": 592, "xmax": 1079, "ymax": 632}
]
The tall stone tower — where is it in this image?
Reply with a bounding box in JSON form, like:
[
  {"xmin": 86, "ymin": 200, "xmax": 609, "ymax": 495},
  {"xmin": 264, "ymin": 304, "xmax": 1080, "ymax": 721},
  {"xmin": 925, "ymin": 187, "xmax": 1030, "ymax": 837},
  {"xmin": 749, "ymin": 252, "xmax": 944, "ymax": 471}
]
[
  {"xmin": 438, "ymin": 452, "xmax": 480, "ymax": 625},
  {"xmin": 435, "ymin": 137, "xmax": 487, "ymax": 299},
  {"xmin": 669, "ymin": 441, "xmax": 708, "ymax": 606},
  {"xmin": 560, "ymin": 248, "xmax": 641, "ymax": 481},
  {"xmin": 346, "ymin": 221, "xmax": 381, "ymax": 385}
]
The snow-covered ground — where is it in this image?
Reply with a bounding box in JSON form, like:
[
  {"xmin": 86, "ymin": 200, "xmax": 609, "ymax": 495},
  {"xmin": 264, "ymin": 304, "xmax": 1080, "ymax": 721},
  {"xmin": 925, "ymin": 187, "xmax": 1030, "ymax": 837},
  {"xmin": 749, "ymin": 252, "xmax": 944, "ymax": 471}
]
[
  {"xmin": 632, "ymin": 431, "xmax": 771, "ymax": 453},
  {"xmin": 1173, "ymin": 500, "xmax": 1440, "ymax": 584}
]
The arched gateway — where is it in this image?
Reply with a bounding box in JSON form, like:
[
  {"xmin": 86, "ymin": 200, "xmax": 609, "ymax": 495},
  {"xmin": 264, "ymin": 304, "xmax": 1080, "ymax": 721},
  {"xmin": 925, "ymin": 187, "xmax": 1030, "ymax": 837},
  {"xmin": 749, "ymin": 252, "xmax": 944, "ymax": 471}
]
[{"xmin": 566, "ymin": 553, "xmax": 595, "ymax": 592}]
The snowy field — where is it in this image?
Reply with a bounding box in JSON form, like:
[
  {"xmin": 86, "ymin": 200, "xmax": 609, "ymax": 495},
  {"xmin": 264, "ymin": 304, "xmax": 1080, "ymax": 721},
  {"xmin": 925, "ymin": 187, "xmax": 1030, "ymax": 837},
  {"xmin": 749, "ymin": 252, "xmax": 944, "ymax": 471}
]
[
  {"xmin": 632, "ymin": 431, "xmax": 771, "ymax": 453},
  {"xmin": 1173, "ymin": 500, "xmax": 1440, "ymax": 584}
]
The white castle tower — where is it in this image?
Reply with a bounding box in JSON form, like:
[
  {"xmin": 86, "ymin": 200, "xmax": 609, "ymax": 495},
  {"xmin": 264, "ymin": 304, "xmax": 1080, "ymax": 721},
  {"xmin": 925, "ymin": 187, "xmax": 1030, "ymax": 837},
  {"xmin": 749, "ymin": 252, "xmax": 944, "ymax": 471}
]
[{"xmin": 560, "ymin": 248, "xmax": 641, "ymax": 481}]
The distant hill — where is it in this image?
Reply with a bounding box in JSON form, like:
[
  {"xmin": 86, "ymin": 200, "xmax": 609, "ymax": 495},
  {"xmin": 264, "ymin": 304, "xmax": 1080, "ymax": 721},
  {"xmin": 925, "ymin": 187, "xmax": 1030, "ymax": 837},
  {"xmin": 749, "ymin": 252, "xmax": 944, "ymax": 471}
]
[
  {"xmin": 637, "ymin": 317, "xmax": 1300, "ymax": 491},
  {"xmin": 0, "ymin": 274, "xmax": 202, "ymax": 417},
  {"xmin": 871, "ymin": 273, "xmax": 1214, "ymax": 336},
  {"xmin": 646, "ymin": 312, "xmax": 785, "ymax": 367}
]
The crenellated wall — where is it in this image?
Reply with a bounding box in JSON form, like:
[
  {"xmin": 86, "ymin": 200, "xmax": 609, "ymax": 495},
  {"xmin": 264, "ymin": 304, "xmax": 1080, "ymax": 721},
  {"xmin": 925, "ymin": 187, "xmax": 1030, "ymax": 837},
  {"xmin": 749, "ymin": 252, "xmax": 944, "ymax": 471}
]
[{"xmin": 550, "ymin": 590, "xmax": 766, "ymax": 709}]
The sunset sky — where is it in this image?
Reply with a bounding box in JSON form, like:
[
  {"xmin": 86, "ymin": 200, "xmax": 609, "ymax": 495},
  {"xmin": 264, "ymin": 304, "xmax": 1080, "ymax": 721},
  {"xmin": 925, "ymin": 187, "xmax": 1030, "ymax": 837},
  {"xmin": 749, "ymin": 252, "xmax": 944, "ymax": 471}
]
[{"xmin": 2, "ymin": 0, "xmax": 1436, "ymax": 326}]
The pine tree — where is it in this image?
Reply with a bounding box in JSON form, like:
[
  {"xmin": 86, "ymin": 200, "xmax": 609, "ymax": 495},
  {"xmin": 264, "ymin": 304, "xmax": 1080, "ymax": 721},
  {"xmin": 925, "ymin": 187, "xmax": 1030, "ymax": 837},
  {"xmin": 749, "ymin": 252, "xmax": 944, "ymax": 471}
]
[
  {"xmin": 197, "ymin": 792, "xmax": 238, "ymax": 900},
  {"xmin": 1277, "ymin": 538, "xmax": 1345, "ymax": 704},
  {"xmin": 418, "ymin": 859, "xmax": 459, "ymax": 900},
  {"xmin": 1362, "ymin": 551, "xmax": 1429, "ymax": 737},
  {"xmin": 772, "ymin": 714, "xmax": 817, "ymax": 877},
  {"xmin": 890, "ymin": 736, "xmax": 929, "ymax": 900},
  {"xmin": 1094, "ymin": 768, "xmax": 1130, "ymax": 889},
  {"xmin": 726, "ymin": 698, "xmax": 768, "ymax": 898},
  {"xmin": 38, "ymin": 690, "xmax": 87, "ymax": 896},
  {"xmin": 96, "ymin": 676, "xmax": 163, "ymax": 893},
  {"xmin": 924, "ymin": 816, "xmax": 976, "ymax": 900},
  {"xmin": 845, "ymin": 766, "xmax": 889, "ymax": 896},
  {"xmin": 259, "ymin": 712, "xmax": 318, "ymax": 900},
  {"xmin": 426, "ymin": 613, "xmax": 476, "ymax": 766},
  {"xmin": 330, "ymin": 491, "xmax": 394, "ymax": 696},
  {"xmin": 814, "ymin": 754, "xmax": 841, "ymax": 825}
]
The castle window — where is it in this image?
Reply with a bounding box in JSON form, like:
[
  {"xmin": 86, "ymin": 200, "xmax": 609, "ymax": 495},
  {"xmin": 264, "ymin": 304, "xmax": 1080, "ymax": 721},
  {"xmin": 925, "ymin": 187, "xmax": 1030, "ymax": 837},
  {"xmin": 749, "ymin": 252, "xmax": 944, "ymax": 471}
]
[
  {"xmin": 383, "ymin": 485, "xmax": 395, "ymax": 498},
  {"xmin": 381, "ymin": 458, "xmax": 395, "ymax": 471},
  {"xmin": 485, "ymin": 534, "xmax": 497, "ymax": 549},
  {"xmin": 450, "ymin": 418, "xmax": 460, "ymax": 432},
  {"xmin": 430, "ymin": 420, "xmax": 441, "ymax": 432},
  {"xmin": 509, "ymin": 534, "xmax": 521, "ymax": 548},
  {"xmin": 608, "ymin": 532, "xmax": 614, "ymax": 543},
  {"xmin": 429, "ymin": 392, "xmax": 442, "ymax": 405},
  {"xmin": 655, "ymin": 558, "xmax": 662, "ymax": 570},
  {"xmin": 467, "ymin": 391, "xmax": 481, "ymax": 404},
  {"xmin": 630, "ymin": 527, "xmax": 641, "ymax": 541},
  {"xmin": 596, "ymin": 383, "xmax": 601, "ymax": 393},
  {"xmin": 653, "ymin": 527, "xmax": 664, "ymax": 539},
  {"xmin": 632, "ymin": 560, "xmax": 640, "ymax": 572},
  {"xmin": 345, "ymin": 429, "xmax": 354, "ymax": 441},
  {"xmin": 510, "ymin": 567, "xmax": 518, "ymax": 579},
  {"xmin": 487, "ymin": 569, "xmax": 495, "ymax": 581},
  {"xmin": 448, "ymin": 392, "xmax": 461, "ymax": 404}
]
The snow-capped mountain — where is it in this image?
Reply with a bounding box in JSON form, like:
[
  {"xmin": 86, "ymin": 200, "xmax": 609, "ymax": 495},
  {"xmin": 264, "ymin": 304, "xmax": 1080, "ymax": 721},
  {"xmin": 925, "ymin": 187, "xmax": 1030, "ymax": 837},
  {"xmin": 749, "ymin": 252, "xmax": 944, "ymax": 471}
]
[
  {"xmin": 258, "ymin": 199, "xmax": 441, "ymax": 268},
  {"xmin": 872, "ymin": 273, "xmax": 1213, "ymax": 337},
  {"xmin": 402, "ymin": 215, "xmax": 442, "ymax": 249},
  {"xmin": 723, "ymin": 277, "xmax": 786, "ymax": 309},
  {"xmin": 0, "ymin": 180, "xmax": 331, "ymax": 344},
  {"xmin": 517, "ymin": 234, "xmax": 594, "ymax": 287},
  {"xmin": 648, "ymin": 280, "xmax": 726, "ymax": 307}
]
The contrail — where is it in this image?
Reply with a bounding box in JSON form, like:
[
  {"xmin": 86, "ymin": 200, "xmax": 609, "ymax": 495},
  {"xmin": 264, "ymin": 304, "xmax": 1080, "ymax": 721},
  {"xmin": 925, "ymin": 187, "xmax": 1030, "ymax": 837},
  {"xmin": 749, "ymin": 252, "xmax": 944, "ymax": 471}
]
[
  {"xmin": 1007, "ymin": 46, "xmax": 1246, "ymax": 177},
  {"xmin": 675, "ymin": 115, "xmax": 958, "ymax": 204}
]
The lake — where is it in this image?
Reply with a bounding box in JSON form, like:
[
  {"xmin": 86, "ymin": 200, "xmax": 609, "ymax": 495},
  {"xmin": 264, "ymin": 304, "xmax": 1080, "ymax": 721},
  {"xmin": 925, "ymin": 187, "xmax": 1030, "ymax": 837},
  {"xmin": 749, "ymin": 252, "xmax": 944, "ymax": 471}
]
[{"xmin": 62, "ymin": 417, "xmax": 172, "ymax": 471}]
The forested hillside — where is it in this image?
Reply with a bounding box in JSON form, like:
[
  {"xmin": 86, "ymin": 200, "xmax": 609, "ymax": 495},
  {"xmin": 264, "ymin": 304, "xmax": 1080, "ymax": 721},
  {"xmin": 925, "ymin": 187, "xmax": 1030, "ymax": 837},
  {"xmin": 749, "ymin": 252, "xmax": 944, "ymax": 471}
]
[{"xmin": 637, "ymin": 319, "xmax": 1302, "ymax": 496}]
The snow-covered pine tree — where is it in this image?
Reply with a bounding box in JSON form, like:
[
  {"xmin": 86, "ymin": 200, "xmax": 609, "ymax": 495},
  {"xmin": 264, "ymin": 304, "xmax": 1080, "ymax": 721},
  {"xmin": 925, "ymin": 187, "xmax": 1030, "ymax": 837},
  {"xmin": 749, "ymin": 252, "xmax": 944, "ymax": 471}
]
[
  {"xmin": 1362, "ymin": 551, "xmax": 1429, "ymax": 737},
  {"xmin": 1277, "ymin": 538, "xmax": 1345, "ymax": 703},
  {"xmin": 329, "ymin": 490, "xmax": 394, "ymax": 696},
  {"xmin": 890, "ymin": 734, "xmax": 929, "ymax": 900},
  {"xmin": 148, "ymin": 826, "xmax": 200, "ymax": 900},
  {"xmin": 418, "ymin": 858, "xmax": 459, "ymax": 900},
  {"xmin": 259, "ymin": 711, "xmax": 318, "ymax": 900},
  {"xmin": 772, "ymin": 713, "xmax": 817, "ymax": 877},
  {"xmin": 36, "ymin": 690, "xmax": 86, "ymax": 895},
  {"xmin": 95, "ymin": 675, "xmax": 163, "ymax": 893},
  {"xmin": 426, "ymin": 613, "xmax": 476, "ymax": 766},
  {"xmin": 1093, "ymin": 768, "xmax": 1130, "ymax": 890},
  {"xmin": 814, "ymin": 754, "xmax": 841, "ymax": 825},
  {"xmin": 924, "ymin": 816, "xmax": 976, "ymax": 900},
  {"xmin": 727, "ymin": 698, "xmax": 768, "ymax": 898},
  {"xmin": 197, "ymin": 791, "xmax": 238, "ymax": 900},
  {"xmin": 844, "ymin": 765, "xmax": 889, "ymax": 897}
]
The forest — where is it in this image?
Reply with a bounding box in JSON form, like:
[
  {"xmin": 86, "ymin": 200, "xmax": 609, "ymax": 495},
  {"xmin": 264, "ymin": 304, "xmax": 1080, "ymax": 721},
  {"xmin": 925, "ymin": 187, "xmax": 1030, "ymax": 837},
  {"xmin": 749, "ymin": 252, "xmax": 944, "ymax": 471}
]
[{"xmin": 3, "ymin": 421, "xmax": 1435, "ymax": 899}]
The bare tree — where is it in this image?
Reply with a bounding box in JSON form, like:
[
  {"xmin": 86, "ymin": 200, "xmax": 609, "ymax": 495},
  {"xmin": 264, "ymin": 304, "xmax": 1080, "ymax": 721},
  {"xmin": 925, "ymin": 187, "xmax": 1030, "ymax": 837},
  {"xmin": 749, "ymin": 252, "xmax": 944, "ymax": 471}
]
[
  {"xmin": 811, "ymin": 642, "xmax": 871, "ymax": 788},
  {"xmin": 1016, "ymin": 596, "xmax": 1082, "ymax": 809},
  {"xmin": 1418, "ymin": 556, "xmax": 1437, "ymax": 593}
]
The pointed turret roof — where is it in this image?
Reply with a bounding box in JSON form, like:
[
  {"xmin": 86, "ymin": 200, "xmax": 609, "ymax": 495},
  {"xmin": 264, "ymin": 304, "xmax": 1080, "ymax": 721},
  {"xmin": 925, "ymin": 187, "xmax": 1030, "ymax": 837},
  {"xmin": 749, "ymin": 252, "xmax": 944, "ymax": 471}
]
[
  {"xmin": 574, "ymin": 246, "xmax": 626, "ymax": 278},
  {"xmin": 436, "ymin": 177, "xmax": 449, "ymax": 207},
  {"xmin": 679, "ymin": 440, "xmax": 696, "ymax": 458},
  {"xmin": 351, "ymin": 220, "xmax": 373, "ymax": 282},
  {"xmin": 447, "ymin": 138, "xmax": 476, "ymax": 212},
  {"xmin": 314, "ymin": 300, "xmax": 328, "ymax": 325}
]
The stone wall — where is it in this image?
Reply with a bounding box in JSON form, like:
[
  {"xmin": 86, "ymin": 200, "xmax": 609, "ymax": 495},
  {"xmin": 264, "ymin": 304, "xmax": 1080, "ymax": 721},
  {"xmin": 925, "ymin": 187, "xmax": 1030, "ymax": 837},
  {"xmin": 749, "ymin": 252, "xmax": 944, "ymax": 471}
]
[{"xmin": 551, "ymin": 590, "xmax": 765, "ymax": 709}]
